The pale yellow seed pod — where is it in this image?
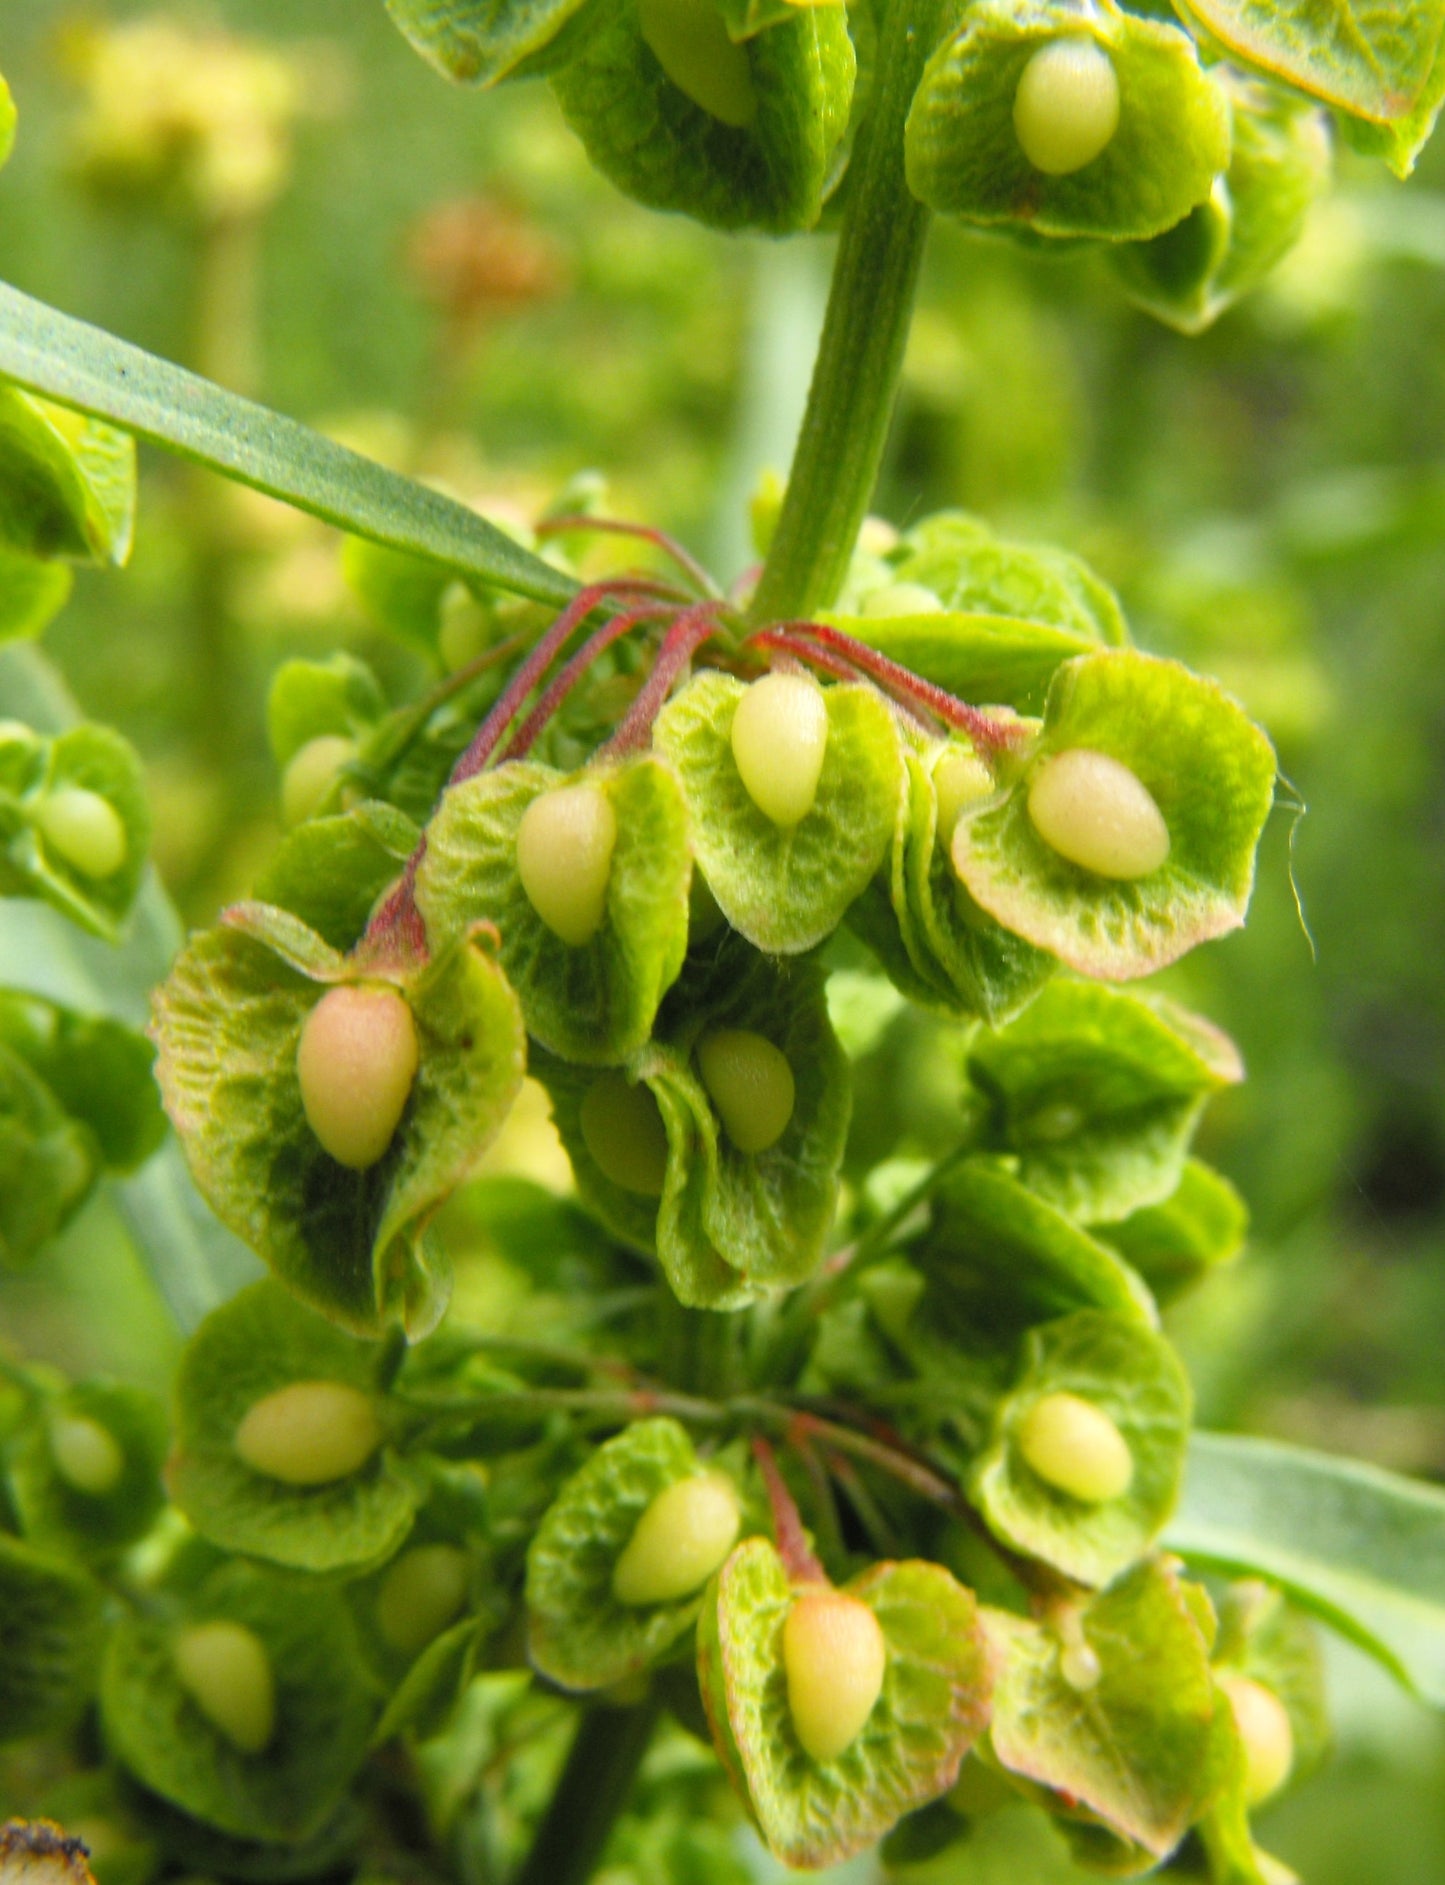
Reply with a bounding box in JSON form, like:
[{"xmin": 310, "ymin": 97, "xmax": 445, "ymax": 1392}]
[
  {"xmin": 376, "ymin": 1544, "xmax": 471, "ymax": 1657},
  {"xmin": 1014, "ymin": 38, "xmax": 1121, "ymax": 177},
  {"xmin": 695, "ymin": 1028, "xmax": 795, "ymax": 1155},
  {"xmin": 730, "ymin": 673, "xmax": 829, "ymax": 828},
  {"xmin": 515, "ymin": 781, "xmax": 618, "ymax": 947},
  {"xmin": 1016, "ymin": 1392, "xmax": 1134, "ymax": 1504},
  {"xmin": 1026, "ymin": 747, "xmax": 1170, "ymax": 880},
  {"xmin": 612, "ymin": 1471, "xmax": 741, "ymax": 1607},
  {"xmin": 281, "ymin": 734, "xmax": 357, "ymax": 828},
  {"xmin": 296, "ymin": 983, "xmax": 420, "ymax": 1170},
  {"xmin": 35, "ymin": 787, "xmax": 128, "ymax": 878},
  {"xmin": 1219, "ymin": 1671, "xmax": 1295, "ymax": 1807},
  {"xmin": 173, "ymin": 1620, "xmax": 276, "ymax": 1755},
  {"xmin": 784, "ymin": 1588, "xmax": 887, "ymax": 1763},
  {"xmin": 933, "ymin": 746, "xmax": 995, "ymax": 844},
  {"xmin": 50, "ymin": 1413, "xmax": 125, "ymax": 1495},
  {"xmin": 636, "ymin": 0, "xmax": 758, "ymax": 128},
  {"xmin": 860, "ymin": 582, "xmax": 945, "ymax": 618},
  {"xmin": 234, "ymin": 1379, "xmax": 383, "ymax": 1486},
  {"xmin": 579, "ymin": 1073, "xmax": 670, "ymax": 1197}
]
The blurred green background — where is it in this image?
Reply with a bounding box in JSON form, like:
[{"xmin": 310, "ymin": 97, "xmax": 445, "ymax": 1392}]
[{"xmin": 2, "ymin": 2, "xmax": 1444, "ymax": 1878}]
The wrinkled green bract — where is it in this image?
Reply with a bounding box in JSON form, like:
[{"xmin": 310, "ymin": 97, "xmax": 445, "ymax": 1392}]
[
  {"xmin": 0, "ymin": 1534, "xmax": 107, "ymax": 1745},
  {"xmin": 906, "ymin": 0, "xmax": 1230, "ymax": 242},
  {"xmin": 6, "ymin": 1377, "xmax": 168, "ymax": 1560},
  {"xmin": 698, "ymin": 1538, "xmax": 993, "ymax": 1867},
  {"xmin": 1096, "ymin": 1157, "xmax": 1249, "ymax": 1304},
  {"xmin": 384, "ymin": 0, "xmax": 597, "ymax": 86},
  {"xmin": 0, "ymin": 385, "xmax": 135, "ymax": 566},
  {"xmin": 255, "ymin": 802, "xmax": 421, "ymax": 952}
]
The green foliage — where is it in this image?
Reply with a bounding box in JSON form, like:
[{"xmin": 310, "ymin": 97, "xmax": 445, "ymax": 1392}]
[
  {"xmin": 0, "ymin": 386, "xmax": 135, "ymax": 566},
  {"xmin": 0, "ymin": 1533, "xmax": 107, "ymax": 1743},
  {"xmin": 6, "ymin": 1375, "xmax": 168, "ymax": 1558}
]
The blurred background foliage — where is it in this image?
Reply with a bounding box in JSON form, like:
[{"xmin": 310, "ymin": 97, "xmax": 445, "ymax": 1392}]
[{"xmin": 1, "ymin": 1, "xmax": 1444, "ymax": 1878}]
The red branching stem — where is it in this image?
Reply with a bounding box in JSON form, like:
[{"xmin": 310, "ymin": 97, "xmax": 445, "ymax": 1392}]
[
  {"xmin": 753, "ymin": 1434, "xmax": 828, "ymax": 1586},
  {"xmin": 536, "ymin": 515, "xmax": 719, "ymax": 599},
  {"xmin": 601, "ymin": 601, "xmax": 729, "ymax": 757},
  {"xmin": 501, "ymin": 601, "xmax": 674, "ymax": 761},
  {"xmin": 752, "ymin": 628, "xmax": 869, "ymax": 688},
  {"xmin": 355, "ymin": 846, "xmax": 429, "ymax": 970}
]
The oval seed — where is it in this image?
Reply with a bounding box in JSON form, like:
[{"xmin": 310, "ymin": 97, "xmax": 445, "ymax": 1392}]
[
  {"xmin": 281, "ymin": 734, "xmax": 357, "ymax": 828},
  {"xmin": 612, "ymin": 1471, "xmax": 741, "ymax": 1607},
  {"xmin": 784, "ymin": 1589, "xmax": 887, "ymax": 1763},
  {"xmin": 35, "ymin": 787, "xmax": 127, "ymax": 879},
  {"xmin": 515, "ymin": 781, "xmax": 618, "ymax": 947},
  {"xmin": 234, "ymin": 1379, "xmax": 383, "ymax": 1487},
  {"xmin": 730, "ymin": 672, "xmax": 829, "ymax": 828},
  {"xmin": 580, "ymin": 1073, "xmax": 670, "ymax": 1197},
  {"xmin": 50, "ymin": 1413, "xmax": 125, "ymax": 1495},
  {"xmin": 376, "ymin": 1544, "xmax": 470, "ymax": 1657},
  {"xmin": 695, "ymin": 1028, "xmax": 795, "ymax": 1155},
  {"xmin": 173, "ymin": 1620, "xmax": 276, "ymax": 1756},
  {"xmin": 1219, "ymin": 1671, "xmax": 1294, "ymax": 1807},
  {"xmin": 860, "ymin": 582, "xmax": 945, "ymax": 618},
  {"xmin": 296, "ymin": 983, "xmax": 419, "ymax": 1170},
  {"xmin": 636, "ymin": 0, "xmax": 758, "ymax": 129},
  {"xmin": 1016, "ymin": 1392, "xmax": 1134, "ymax": 1504},
  {"xmin": 1013, "ymin": 38, "xmax": 1121, "ymax": 178},
  {"xmin": 933, "ymin": 746, "xmax": 995, "ymax": 843},
  {"xmin": 1026, "ymin": 747, "xmax": 1170, "ymax": 880}
]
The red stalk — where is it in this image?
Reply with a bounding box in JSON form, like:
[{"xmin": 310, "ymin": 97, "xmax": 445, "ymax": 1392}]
[
  {"xmin": 501, "ymin": 600, "xmax": 674, "ymax": 761},
  {"xmin": 601, "ymin": 601, "xmax": 728, "ymax": 757}
]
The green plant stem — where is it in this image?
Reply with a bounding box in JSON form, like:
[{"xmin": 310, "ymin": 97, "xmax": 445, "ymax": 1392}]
[
  {"xmin": 513, "ymin": 1698, "xmax": 660, "ymax": 1885},
  {"xmin": 749, "ymin": 0, "xmax": 945, "ymax": 623}
]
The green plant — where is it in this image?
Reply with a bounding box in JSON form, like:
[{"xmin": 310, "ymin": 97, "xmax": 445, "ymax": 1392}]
[{"xmin": 2, "ymin": 5, "xmax": 1445, "ymax": 1884}]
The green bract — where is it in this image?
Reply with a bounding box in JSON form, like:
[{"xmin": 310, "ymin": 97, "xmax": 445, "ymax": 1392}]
[
  {"xmin": 0, "ymin": 385, "xmax": 136, "ymax": 565},
  {"xmin": 526, "ymin": 1418, "xmax": 740, "ymax": 1689},
  {"xmin": 697, "ymin": 1538, "xmax": 993, "ymax": 1867},
  {"xmin": 0, "ymin": 543, "xmax": 72, "ymax": 645},
  {"xmin": 905, "ymin": 0, "xmax": 1231, "ymax": 242},
  {"xmin": 267, "ymin": 653, "xmax": 386, "ymax": 788},
  {"xmin": 383, "ymin": 0, "xmax": 597, "ymax": 86},
  {"xmin": 152, "ymin": 907, "xmax": 525, "ymax": 1336},
  {"xmin": 0, "ymin": 1533, "xmax": 106, "ymax": 1744},
  {"xmin": 1095, "ymin": 1157, "xmax": 1249, "ymax": 1304},
  {"xmin": 417, "ymin": 755, "xmax": 690, "ymax": 1064},
  {"xmin": 168, "ymin": 1282, "xmax": 418, "ymax": 1572},
  {"xmin": 952, "ymin": 650, "xmax": 1277, "ymax": 980},
  {"xmin": 551, "ymin": 0, "xmax": 855, "ymax": 233},
  {"xmin": 254, "ymin": 800, "xmax": 421, "ymax": 951},
  {"xmin": 971, "ymin": 1310, "xmax": 1191, "ymax": 1586},
  {"xmin": 654, "ymin": 673, "xmax": 902, "ymax": 954},
  {"xmin": 6, "ymin": 1378, "xmax": 167, "ymax": 1559}
]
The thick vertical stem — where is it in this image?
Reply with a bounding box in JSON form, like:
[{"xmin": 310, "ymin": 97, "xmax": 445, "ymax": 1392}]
[
  {"xmin": 512, "ymin": 1699, "xmax": 659, "ymax": 1885},
  {"xmin": 748, "ymin": 0, "xmax": 945, "ymax": 624}
]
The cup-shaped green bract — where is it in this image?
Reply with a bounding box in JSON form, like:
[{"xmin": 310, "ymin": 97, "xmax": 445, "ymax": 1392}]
[
  {"xmin": 152, "ymin": 904, "xmax": 524, "ymax": 1337},
  {"xmin": 952, "ymin": 650, "xmax": 1277, "ymax": 980},
  {"xmin": 697, "ymin": 1538, "xmax": 994, "ymax": 1868},
  {"xmin": 7, "ymin": 1378, "xmax": 167, "ymax": 1560},
  {"xmin": 384, "ymin": 0, "xmax": 595, "ymax": 86},
  {"xmin": 0, "ymin": 385, "xmax": 135, "ymax": 565},
  {"xmin": 254, "ymin": 799, "xmax": 421, "ymax": 953},
  {"xmin": 1094, "ymin": 1157, "xmax": 1248, "ymax": 1306},
  {"xmin": 906, "ymin": 0, "xmax": 1230, "ymax": 242},
  {"xmin": 416, "ymin": 755, "xmax": 691, "ymax": 1066},
  {"xmin": 0, "ymin": 1534, "xmax": 106, "ymax": 1744},
  {"xmin": 551, "ymin": 0, "xmax": 855, "ymax": 234}
]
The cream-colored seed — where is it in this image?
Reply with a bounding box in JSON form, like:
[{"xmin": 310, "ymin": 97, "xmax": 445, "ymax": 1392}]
[
  {"xmin": 1017, "ymin": 1392, "xmax": 1134, "ymax": 1504},
  {"xmin": 281, "ymin": 735, "xmax": 357, "ymax": 828},
  {"xmin": 695, "ymin": 1028, "xmax": 795, "ymax": 1155},
  {"xmin": 1219, "ymin": 1671, "xmax": 1294, "ymax": 1807},
  {"xmin": 637, "ymin": 0, "xmax": 757, "ymax": 128},
  {"xmin": 35, "ymin": 787, "xmax": 128, "ymax": 878},
  {"xmin": 784, "ymin": 1589, "xmax": 887, "ymax": 1762},
  {"xmin": 612, "ymin": 1471, "xmax": 741, "ymax": 1607},
  {"xmin": 1026, "ymin": 747, "xmax": 1170, "ymax": 879},
  {"xmin": 297, "ymin": 983, "xmax": 419, "ymax": 1170},
  {"xmin": 234, "ymin": 1379, "xmax": 383, "ymax": 1486},
  {"xmin": 376, "ymin": 1544, "xmax": 470, "ymax": 1656},
  {"xmin": 860, "ymin": 582, "xmax": 945, "ymax": 619},
  {"xmin": 174, "ymin": 1620, "xmax": 276, "ymax": 1756},
  {"xmin": 50, "ymin": 1414, "xmax": 125, "ymax": 1495},
  {"xmin": 515, "ymin": 782, "xmax": 618, "ymax": 946},
  {"xmin": 933, "ymin": 747, "xmax": 995, "ymax": 842},
  {"xmin": 1014, "ymin": 38, "xmax": 1121, "ymax": 177},
  {"xmin": 579, "ymin": 1073, "xmax": 670, "ymax": 1197},
  {"xmin": 730, "ymin": 673, "xmax": 829, "ymax": 828}
]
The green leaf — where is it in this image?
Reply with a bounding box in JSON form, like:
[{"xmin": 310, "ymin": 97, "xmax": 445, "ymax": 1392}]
[
  {"xmin": 1177, "ymin": 0, "xmax": 1445, "ymax": 176},
  {"xmin": 0, "ymin": 385, "xmax": 135, "ymax": 565},
  {"xmin": 0, "ymin": 1039, "xmax": 96, "ymax": 1265},
  {"xmin": 0, "ymin": 545, "xmax": 72, "ymax": 643},
  {"xmin": 965, "ymin": 982, "xmax": 1242, "ymax": 1223},
  {"xmin": 1111, "ymin": 78, "xmax": 1332, "ymax": 334},
  {"xmin": 0, "ymin": 1533, "xmax": 107, "ymax": 1743},
  {"xmin": 906, "ymin": 0, "xmax": 1231, "ymax": 242},
  {"xmin": 384, "ymin": 0, "xmax": 596, "ymax": 86},
  {"xmin": 1164, "ymin": 1431, "xmax": 1445, "ymax": 1708},
  {"xmin": 372, "ymin": 1614, "xmax": 485, "ymax": 1744},
  {"xmin": 416, "ymin": 755, "xmax": 692, "ymax": 1065},
  {"xmin": 0, "ymin": 718, "xmax": 151, "ymax": 941},
  {"xmin": 654, "ymin": 673, "xmax": 903, "ymax": 955},
  {"xmin": 167, "ymin": 1281, "xmax": 420, "ymax": 1573},
  {"xmin": 953, "ymin": 651, "xmax": 1278, "ymax": 980},
  {"xmin": 7, "ymin": 1377, "xmax": 168, "ymax": 1559},
  {"xmin": 986, "ymin": 1557, "xmax": 1217, "ymax": 1859},
  {"xmin": 971, "ymin": 1309, "xmax": 1192, "ymax": 1586},
  {"xmin": 254, "ymin": 803, "xmax": 421, "ymax": 953},
  {"xmin": 527, "ymin": 1418, "xmax": 736, "ymax": 1690},
  {"xmin": 267, "ymin": 654, "xmax": 386, "ymax": 769},
  {"xmin": 100, "ymin": 1559, "xmax": 377, "ymax": 1841},
  {"xmin": 1093, "ymin": 1158, "xmax": 1248, "ymax": 1305},
  {"xmin": 551, "ymin": 0, "xmax": 856, "ymax": 234},
  {"xmin": 698, "ymin": 1538, "xmax": 994, "ymax": 1867},
  {"xmin": 152, "ymin": 914, "xmax": 525, "ymax": 1337},
  {"xmin": 0, "ymin": 989, "xmax": 166, "ymax": 1170},
  {"xmin": 0, "ymin": 281, "xmax": 575, "ymax": 607}
]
